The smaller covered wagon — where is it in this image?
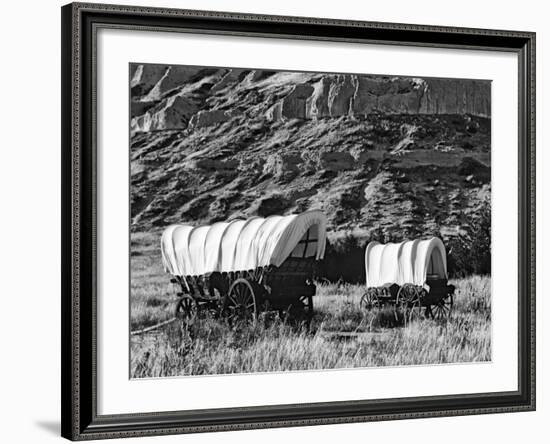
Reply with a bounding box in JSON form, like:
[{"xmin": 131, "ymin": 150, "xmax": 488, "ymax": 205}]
[
  {"xmin": 161, "ymin": 210, "xmax": 327, "ymax": 323},
  {"xmin": 361, "ymin": 237, "xmax": 455, "ymax": 320}
]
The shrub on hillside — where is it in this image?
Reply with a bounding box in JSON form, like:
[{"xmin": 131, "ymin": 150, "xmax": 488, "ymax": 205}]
[
  {"xmin": 319, "ymin": 233, "xmax": 366, "ymax": 283},
  {"xmin": 447, "ymin": 198, "xmax": 491, "ymax": 277}
]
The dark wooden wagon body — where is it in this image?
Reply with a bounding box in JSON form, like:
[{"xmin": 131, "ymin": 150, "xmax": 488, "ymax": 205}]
[
  {"xmin": 172, "ymin": 256, "xmax": 318, "ymax": 323},
  {"xmin": 361, "ymin": 275, "xmax": 455, "ymax": 320}
]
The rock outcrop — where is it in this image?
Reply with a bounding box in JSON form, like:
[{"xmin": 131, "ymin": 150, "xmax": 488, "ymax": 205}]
[
  {"xmin": 318, "ymin": 151, "xmax": 355, "ymax": 172},
  {"xmin": 263, "ymin": 153, "xmax": 302, "ymax": 179},
  {"xmin": 267, "ymin": 75, "xmax": 490, "ymax": 122},
  {"xmin": 270, "ymin": 84, "xmax": 315, "ymax": 120},
  {"xmin": 189, "ymin": 110, "xmax": 237, "ymax": 128},
  {"xmin": 131, "ymin": 95, "xmax": 199, "ymax": 133},
  {"xmin": 187, "ymin": 157, "xmax": 238, "ymax": 174}
]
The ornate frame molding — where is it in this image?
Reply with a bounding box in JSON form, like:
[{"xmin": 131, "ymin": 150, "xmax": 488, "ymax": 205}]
[{"xmin": 61, "ymin": 2, "xmax": 535, "ymax": 440}]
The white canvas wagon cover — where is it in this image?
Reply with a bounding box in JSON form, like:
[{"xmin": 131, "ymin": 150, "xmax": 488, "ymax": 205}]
[
  {"xmin": 365, "ymin": 237, "xmax": 448, "ymax": 288},
  {"xmin": 161, "ymin": 210, "xmax": 327, "ymax": 277}
]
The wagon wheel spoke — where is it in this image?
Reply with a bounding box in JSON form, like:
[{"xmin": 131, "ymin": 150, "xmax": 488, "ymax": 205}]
[
  {"xmin": 433, "ymin": 300, "xmax": 450, "ymax": 319},
  {"xmin": 226, "ymin": 308, "xmax": 239, "ymax": 323},
  {"xmin": 238, "ymin": 285, "xmax": 251, "ymax": 305},
  {"xmin": 226, "ymin": 303, "xmax": 239, "ymax": 316},
  {"xmin": 234, "ymin": 284, "xmax": 242, "ymax": 301},
  {"xmin": 239, "ymin": 285, "xmax": 247, "ymax": 300},
  {"xmin": 240, "ymin": 288, "xmax": 251, "ymax": 306}
]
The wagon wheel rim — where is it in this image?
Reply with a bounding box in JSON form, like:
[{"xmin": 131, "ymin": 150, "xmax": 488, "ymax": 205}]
[
  {"xmin": 360, "ymin": 293, "xmax": 369, "ymax": 310},
  {"xmin": 226, "ymin": 278, "xmax": 257, "ymax": 322},
  {"xmin": 175, "ymin": 296, "xmax": 198, "ymax": 322}
]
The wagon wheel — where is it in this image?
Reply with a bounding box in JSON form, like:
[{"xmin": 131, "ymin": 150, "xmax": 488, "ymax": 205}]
[
  {"xmin": 396, "ymin": 284, "xmax": 422, "ymax": 323},
  {"xmin": 207, "ymin": 284, "xmax": 224, "ymax": 318},
  {"xmin": 360, "ymin": 288, "xmax": 380, "ymax": 311},
  {"xmin": 428, "ymin": 293, "xmax": 454, "ymax": 320},
  {"xmin": 224, "ymin": 278, "xmax": 258, "ymax": 322},
  {"xmin": 174, "ymin": 295, "xmax": 198, "ymax": 324}
]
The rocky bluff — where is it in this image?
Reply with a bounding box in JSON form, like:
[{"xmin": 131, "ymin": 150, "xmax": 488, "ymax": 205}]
[
  {"xmin": 131, "ymin": 65, "xmax": 490, "ymax": 133},
  {"xmin": 130, "ymin": 64, "xmax": 491, "ymax": 258}
]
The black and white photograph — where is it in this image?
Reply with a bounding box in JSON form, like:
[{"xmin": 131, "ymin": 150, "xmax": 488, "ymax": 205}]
[{"xmin": 129, "ymin": 63, "xmax": 492, "ymax": 378}]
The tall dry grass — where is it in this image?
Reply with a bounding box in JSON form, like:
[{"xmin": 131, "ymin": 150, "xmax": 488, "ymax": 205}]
[
  {"xmin": 129, "ymin": 230, "xmax": 491, "ymax": 378},
  {"xmin": 130, "ymin": 232, "xmax": 491, "ymax": 378}
]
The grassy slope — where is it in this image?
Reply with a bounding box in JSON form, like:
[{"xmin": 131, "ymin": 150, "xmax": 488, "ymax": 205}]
[{"xmin": 130, "ymin": 232, "xmax": 491, "ymax": 378}]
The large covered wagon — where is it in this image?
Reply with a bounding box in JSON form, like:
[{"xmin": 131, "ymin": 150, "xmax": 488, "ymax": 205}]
[
  {"xmin": 361, "ymin": 237, "xmax": 455, "ymax": 320},
  {"xmin": 161, "ymin": 210, "xmax": 327, "ymax": 323}
]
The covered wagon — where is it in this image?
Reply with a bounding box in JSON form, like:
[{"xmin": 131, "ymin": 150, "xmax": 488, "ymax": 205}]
[
  {"xmin": 161, "ymin": 210, "xmax": 327, "ymax": 323},
  {"xmin": 361, "ymin": 237, "xmax": 455, "ymax": 320}
]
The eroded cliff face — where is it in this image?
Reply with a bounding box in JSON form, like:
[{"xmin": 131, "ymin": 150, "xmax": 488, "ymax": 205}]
[
  {"xmin": 129, "ymin": 64, "xmax": 490, "ymax": 248},
  {"xmin": 130, "ymin": 65, "xmax": 490, "ymax": 134},
  {"xmin": 271, "ymin": 75, "xmax": 490, "ymax": 121}
]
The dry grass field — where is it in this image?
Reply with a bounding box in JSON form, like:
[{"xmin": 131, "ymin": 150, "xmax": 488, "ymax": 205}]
[{"xmin": 130, "ymin": 232, "xmax": 491, "ymax": 378}]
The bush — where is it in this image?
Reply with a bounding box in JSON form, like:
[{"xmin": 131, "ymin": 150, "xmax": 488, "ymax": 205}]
[
  {"xmin": 447, "ymin": 198, "xmax": 491, "ymax": 277},
  {"xmin": 319, "ymin": 229, "xmax": 412, "ymax": 283},
  {"xmin": 319, "ymin": 233, "xmax": 366, "ymax": 283},
  {"xmin": 318, "ymin": 197, "xmax": 491, "ymax": 283}
]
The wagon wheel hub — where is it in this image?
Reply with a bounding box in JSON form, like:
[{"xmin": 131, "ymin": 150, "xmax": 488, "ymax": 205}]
[{"xmin": 175, "ymin": 295, "xmax": 198, "ymax": 324}]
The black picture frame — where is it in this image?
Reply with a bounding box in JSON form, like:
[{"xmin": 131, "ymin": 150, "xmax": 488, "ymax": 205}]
[{"xmin": 61, "ymin": 2, "xmax": 536, "ymax": 440}]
